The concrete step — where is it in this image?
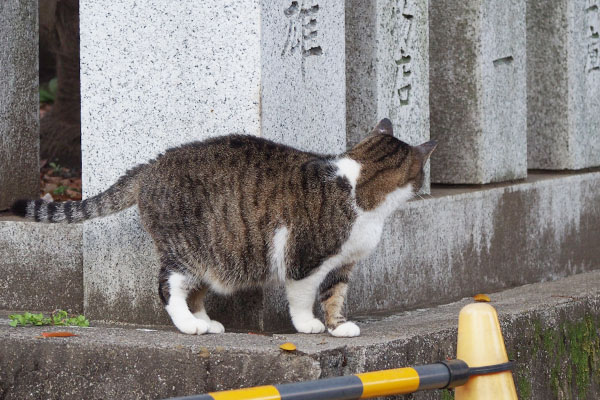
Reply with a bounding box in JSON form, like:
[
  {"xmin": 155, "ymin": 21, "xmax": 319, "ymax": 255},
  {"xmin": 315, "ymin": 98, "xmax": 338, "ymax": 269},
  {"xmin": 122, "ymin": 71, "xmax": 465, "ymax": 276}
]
[
  {"xmin": 1, "ymin": 170, "xmax": 599, "ymax": 331},
  {"xmin": 2, "ymin": 270, "xmax": 600, "ymax": 400}
]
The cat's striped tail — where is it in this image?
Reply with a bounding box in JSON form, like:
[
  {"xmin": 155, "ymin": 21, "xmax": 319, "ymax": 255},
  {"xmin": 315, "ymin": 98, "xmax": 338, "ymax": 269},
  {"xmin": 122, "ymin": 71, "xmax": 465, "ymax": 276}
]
[{"xmin": 11, "ymin": 164, "xmax": 145, "ymax": 223}]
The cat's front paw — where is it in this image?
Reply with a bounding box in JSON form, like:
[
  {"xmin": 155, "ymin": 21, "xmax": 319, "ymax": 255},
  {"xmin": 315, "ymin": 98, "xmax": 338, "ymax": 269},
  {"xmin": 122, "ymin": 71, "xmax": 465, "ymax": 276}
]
[
  {"xmin": 207, "ymin": 320, "xmax": 225, "ymax": 334},
  {"xmin": 328, "ymin": 321, "xmax": 360, "ymax": 337},
  {"xmin": 193, "ymin": 311, "xmax": 225, "ymax": 334},
  {"xmin": 174, "ymin": 317, "xmax": 209, "ymax": 335},
  {"xmin": 293, "ymin": 318, "xmax": 326, "ymax": 334}
]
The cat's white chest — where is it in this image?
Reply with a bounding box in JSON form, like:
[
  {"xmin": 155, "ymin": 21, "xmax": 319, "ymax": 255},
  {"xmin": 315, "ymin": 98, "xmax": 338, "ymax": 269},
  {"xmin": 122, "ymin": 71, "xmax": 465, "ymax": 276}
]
[
  {"xmin": 342, "ymin": 212, "xmax": 385, "ymax": 261},
  {"xmin": 333, "ymin": 157, "xmax": 414, "ymax": 265},
  {"xmin": 339, "ymin": 185, "xmax": 414, "ymax": 263}
]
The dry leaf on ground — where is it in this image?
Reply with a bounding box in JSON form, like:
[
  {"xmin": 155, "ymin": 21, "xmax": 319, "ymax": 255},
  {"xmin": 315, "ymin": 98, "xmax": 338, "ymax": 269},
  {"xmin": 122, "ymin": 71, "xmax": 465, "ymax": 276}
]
[
  {"xmin": 41, "ymin": 332, "xmax": 77, "ymax": 338},
  {"xmin": 279, "ymin": 342, "xmax": 297, "ymax": 351}
]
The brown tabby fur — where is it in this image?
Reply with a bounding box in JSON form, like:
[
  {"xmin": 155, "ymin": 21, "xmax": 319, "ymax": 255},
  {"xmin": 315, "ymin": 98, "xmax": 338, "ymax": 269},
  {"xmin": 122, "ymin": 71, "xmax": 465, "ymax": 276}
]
[{"xmin": 13, "ymin": 119, "xmax": 435, "ymax": 332}]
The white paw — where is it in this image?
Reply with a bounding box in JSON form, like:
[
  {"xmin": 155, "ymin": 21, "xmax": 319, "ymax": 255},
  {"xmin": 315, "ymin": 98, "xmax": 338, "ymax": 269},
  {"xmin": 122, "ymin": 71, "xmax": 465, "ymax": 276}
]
[
  {"xmin": 192, "ymin": 311, "xmax": 225, "ymax": 334},
  {"xmin": 207, "ymin": 320, "xmax": 225, "ymax": 334},
  {"xmin": 328, "ymin": 321, "xmax": 360, "ymax": 337},
  {"xmin": 174, "ymin": 317, "xmax": 209, "ymax": 335},
  {"xmin": 294, "ymin": 318, "xmax": 326, "ymax": 334}
]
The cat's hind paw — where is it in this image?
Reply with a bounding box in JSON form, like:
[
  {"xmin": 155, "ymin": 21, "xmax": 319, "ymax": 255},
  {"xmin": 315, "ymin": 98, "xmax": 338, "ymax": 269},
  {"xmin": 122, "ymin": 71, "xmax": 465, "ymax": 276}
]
[
  {"xmin": 174, "ymin": 317, "xmax": 209, "ymax": 335},
  {"xmin": 328, "ymin": 321, "xmax": 360, "ymax": 337},
  {"xmin": 294, "ymin": 318, "xmax": 326, "ymax": 334}
]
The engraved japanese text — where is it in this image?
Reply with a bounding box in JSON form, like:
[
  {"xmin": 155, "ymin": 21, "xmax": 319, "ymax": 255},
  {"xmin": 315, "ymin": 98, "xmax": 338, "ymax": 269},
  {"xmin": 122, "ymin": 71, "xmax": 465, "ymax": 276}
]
[{"xmin": 585, "ymin": 0, "xmax": 600, "ymax": 72}]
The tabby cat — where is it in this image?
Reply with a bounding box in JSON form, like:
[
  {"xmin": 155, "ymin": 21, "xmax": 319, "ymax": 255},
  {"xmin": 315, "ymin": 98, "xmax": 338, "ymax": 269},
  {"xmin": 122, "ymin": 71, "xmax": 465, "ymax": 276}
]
[{"xmin": 13, "ymin": 119, "xmax": 436, "ymax": 337}]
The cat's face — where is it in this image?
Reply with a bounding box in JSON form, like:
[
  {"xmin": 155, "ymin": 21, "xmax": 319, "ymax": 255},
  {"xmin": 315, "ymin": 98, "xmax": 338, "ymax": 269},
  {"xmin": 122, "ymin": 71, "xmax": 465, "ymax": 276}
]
[{"xmin": 348, "ymin": 119, "xmax": 436, "ymax": 209}]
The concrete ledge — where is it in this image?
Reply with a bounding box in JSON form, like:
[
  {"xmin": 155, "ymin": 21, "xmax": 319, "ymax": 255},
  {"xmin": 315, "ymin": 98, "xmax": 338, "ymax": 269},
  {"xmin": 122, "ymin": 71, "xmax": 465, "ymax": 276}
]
[
  {"xmin": 0, "ymin": 220, "xmax": 83, "ymax": 313},
  {"xmin": 1, "ymin": 270, "xmax": 600, "ymax": 399}
]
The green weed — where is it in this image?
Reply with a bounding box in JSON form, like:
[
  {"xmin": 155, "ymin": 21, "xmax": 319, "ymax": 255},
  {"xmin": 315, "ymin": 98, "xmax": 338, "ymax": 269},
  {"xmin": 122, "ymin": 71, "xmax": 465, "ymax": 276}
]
[{"xmin": 9, "ymin": 310, "xmax": 89, "ymax": 328}]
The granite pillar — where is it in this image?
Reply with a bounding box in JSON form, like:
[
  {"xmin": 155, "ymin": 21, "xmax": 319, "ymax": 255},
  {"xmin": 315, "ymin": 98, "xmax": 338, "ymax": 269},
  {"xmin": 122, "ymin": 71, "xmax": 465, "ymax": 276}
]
[
  {"xmin": 527, "ymin": 0, "xmax": 600, "ymax": 169},
  {"xmin": 0, "ymin": 0, "xmax": 39, "ymax": 210},
  {"xmin": 79, "ymin": 0, "xmax": 345, "ymax": 325},
  {"xmin": 346, "ymin": 0, "xmax": 430, "ymax": 191},
  {"xmin": 429, "ymin": 0, "xmax": 527, "ymax": 184}
]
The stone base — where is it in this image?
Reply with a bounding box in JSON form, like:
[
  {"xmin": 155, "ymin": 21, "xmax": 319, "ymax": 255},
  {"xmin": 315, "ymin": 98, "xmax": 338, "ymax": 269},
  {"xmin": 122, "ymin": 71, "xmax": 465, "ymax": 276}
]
[{"xmin": 0, "ymin": 218, "xmax": 83, "ymax": 313}]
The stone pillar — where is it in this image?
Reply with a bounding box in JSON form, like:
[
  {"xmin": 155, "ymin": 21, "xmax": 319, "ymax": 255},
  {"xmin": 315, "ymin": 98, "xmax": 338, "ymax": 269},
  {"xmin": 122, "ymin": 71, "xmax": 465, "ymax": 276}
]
[
  {"xmin": 346, "ymin": 0, "xmax": 430, "ymax": 190},
  {"xmin": 527, "ymin": 0, "xmax": 600, "ymax": 170},
  {"xmin": 80, "ymin": 0, "xmax": 345, "ymax": 326},
  {"xmin": 0, "ymin": 0, "xmax": 39, "ymax": 210},
  {"xmin": 429, "ymin": 0, "xmax": 527, "ymax": 184}
]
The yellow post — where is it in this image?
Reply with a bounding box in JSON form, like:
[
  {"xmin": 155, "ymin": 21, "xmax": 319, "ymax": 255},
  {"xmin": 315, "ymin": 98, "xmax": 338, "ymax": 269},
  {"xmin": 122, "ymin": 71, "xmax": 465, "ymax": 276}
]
[{"xmin": 455, "ymin": 303, "xmax": 518, "ymax": 399}]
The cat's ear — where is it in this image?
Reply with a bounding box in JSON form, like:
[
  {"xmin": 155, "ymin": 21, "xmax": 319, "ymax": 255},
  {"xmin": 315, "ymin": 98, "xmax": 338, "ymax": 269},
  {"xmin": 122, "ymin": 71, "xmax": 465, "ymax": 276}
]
[
  {"xmin": 372, "ymin": 118, "xmax": 394, "ymax": 136},
  {"xmin": 414, "ymin": 140, "xmax": 437, "ymax": 162}
]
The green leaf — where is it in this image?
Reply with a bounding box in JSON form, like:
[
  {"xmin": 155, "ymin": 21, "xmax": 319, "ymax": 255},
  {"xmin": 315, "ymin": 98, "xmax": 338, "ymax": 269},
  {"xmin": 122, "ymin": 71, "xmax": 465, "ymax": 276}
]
[
  {"xmin": 53, "ymin": 185, "xmax": 67, "ymax": 195},
  {"xmin": 39, "ymin": 77, "xmax": 58, "ymax": 104},
  {"xmin": 7, "ymin": 310, "xmax": 90, "ymax": 328}
]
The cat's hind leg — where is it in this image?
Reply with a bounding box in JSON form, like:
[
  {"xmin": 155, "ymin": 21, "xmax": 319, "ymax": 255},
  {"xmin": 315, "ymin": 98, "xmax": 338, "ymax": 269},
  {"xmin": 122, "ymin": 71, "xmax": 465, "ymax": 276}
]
[
  {"xmin": 188, "ymin": 286, "xmax": 225, "ymax": 334},
  {"xmin": 285, "ymin": 277, "xmax": 326, "ymax": 334},
  {"xmin": 159, "ymin": 264, "xmax": 209, "ymax": 335},
  {"xmin": 319, "ymin": 264, "xmax": 360, "ymax": 337}
]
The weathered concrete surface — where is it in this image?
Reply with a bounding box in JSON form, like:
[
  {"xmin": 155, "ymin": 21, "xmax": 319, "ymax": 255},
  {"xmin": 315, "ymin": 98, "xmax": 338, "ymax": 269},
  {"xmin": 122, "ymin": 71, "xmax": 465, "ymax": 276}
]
[
  {"xmin": 2, "ymin": 271, "xmax": 600, "ymax": 399},
  {"xmin": 429, "ymin": 0, "xmax": 527, "ymax": 184},
  {"xmin": 527, "ymin": 0, "xmax": 600, "ymax": 170},
  {"xmin": 79, "ymin": 0, "xmax": 346, "ymax": 326},
  {"xmin": 345, "ymin": 0, "xmax": 430, "ymax": 190},
  {"xmin": 0, "ymin": 0, "xmax": 39, "ymax": 210},
  {"xmin": 0, "ymin": 219, "xmax": 83, "ymax": 313}
]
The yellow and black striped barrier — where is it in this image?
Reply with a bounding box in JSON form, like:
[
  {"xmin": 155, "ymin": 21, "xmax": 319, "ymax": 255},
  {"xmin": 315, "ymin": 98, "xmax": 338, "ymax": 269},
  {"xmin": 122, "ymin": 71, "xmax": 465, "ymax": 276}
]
[{"xmin": 170, "ymin": 359, "xmax": 514, "ymax": 400}]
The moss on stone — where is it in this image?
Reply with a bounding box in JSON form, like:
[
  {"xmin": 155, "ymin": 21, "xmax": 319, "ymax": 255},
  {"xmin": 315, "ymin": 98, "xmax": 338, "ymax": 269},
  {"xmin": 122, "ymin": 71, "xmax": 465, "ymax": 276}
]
[
  {"xmin": 517, "ymin": 372, "xmax": 532, "ymax": 400},
  {"xmin": 527, "ymin": 314, "xmax": 600, "ymax": 399},
  {"xmin": 440, "ymin": 389, "xmax": 454, "ymax": 400},
  {"xmin": 564, "ymin": 316, "xmax": 600, "ymax": 399}
]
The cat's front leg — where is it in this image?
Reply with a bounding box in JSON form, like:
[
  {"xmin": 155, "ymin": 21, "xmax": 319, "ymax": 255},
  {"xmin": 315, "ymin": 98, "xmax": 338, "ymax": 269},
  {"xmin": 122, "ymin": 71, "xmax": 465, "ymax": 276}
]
[
  {"xmin": 319, "ymin": 264, "xmax": 360, "ymax": 337},
  {"xmin": 285, "ymin": 278, "xmax": 326, "ymax": 334}
]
